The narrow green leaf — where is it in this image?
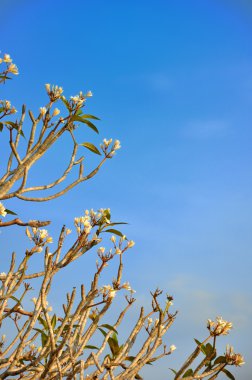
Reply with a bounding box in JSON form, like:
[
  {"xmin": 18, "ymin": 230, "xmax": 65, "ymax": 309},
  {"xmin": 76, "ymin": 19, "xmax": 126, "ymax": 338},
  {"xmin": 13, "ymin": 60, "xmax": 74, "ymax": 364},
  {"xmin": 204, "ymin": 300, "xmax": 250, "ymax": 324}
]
[
  {"xmin": 33, "ymin": 328, "xmax": 45, "ymax": 335},
  {"xmin": 125, "ymin": 356, "xmax": 136, "ymax": 362},
  {"xmin": 205, "ymin": 343, "xmax": 214, "ymax": 357},
  {"xmin": 169, "ymin": 368, "xmax": 177, "ymax": 375},
  {"xmin": 84, "ymin": 345, "xmax": 99, "ymax": 350},
  {"xmin": 3, "ymin": 122, "xmax": 25, "ymax": 138},
  {"xmin": 214, "ymin": 356, "xmax": 226, "ymax": 365},
  {"xmin": 0, "ymin": 75, "xmax": 12, "ymax": 80},
  {"xmin": 103, "ymin": 228, "xmax": 124, "ymax": 237},
  {"xmin": 98, "ymin": 328, "xmax": 107, "ymax": 337},
  {"xmin": 38, "ymin": 316, "xmax": 48, "ymax": 330},
  {"xmin": 10, "ymin": 295, "xmax": 22, "ymax": 306},
  {"xmin": 135, "ymin": 374, "xmax": 143, "ymax": 380},
  {"xmin": 80, "ymin": 142, "xmax": 101, "ymax": 155},
  {"xmin": 5, "ymin": 209, "xmax": 17, "ymax": 216},
  {"xmin": 75, "ymin": 109, "xmax": 83, "ymax": 116},
  {"xmin": 41, "ymin": 331, "xmax": 48, "ymax": 347},
  {"xmin": 51, "ymin": 314, "xmax": 57, "ymax": 330},
  {"xmin": 222, "ymin": 368, "xmax": 235, "ymax": 380},
  {"xmin": 108, "ymin": 336, "xmax": 120, "ymax": 357},
  {"xmin": 182, "ymin": 369, "xmax": 193, "ymax": 377},
  {"xmin": 194, "ymin": 338, "xmax": 206, "ymax": 355},
  {"xmin": 81, "ymin": 114, "xmax": 100, "ymax": 120},
  {"xmin": 99, "ymin": 324, "xmax": 118, "ymax": 334},
  {"xmin": 72, "ymin": 116, "xmax": 99, "ymax": 134}
]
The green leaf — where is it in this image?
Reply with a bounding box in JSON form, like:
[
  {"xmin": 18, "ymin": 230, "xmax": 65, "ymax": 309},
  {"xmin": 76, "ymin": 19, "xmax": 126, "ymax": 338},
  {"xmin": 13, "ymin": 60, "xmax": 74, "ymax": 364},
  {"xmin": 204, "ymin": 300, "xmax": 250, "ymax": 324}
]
[
  {"xmin": 135, "ymin": 374, "xmax": 143, "ymax": 380},
  {"xmin": 10, "ymin": 295, "xmax": 22, "ymax": 306},
  {"xmin": 0, "ymin": 122, "xmax": 3, "ymax": 132},
  {"xmin": 169, "ymin": 368, "xmax": 177, "ymax": 375},
  {"xmin": 205, "ymin": 343, "xmax": 214, "ymax": 357},
  {"xmin": 75, "ymin": 109, "xmax": 83, "ymax": 116},
  {"xmin": 214, "ymin": 356, "xmax": 226, "ymax": 365},
  {"xmin": 34, "ymin": 328, "xmax": 45, "ymax": 335},
  {"xmin": 72, "ymin": 116, "xmax": 99, "ymax": 134},
  {"xmin": 3, "ymin": 121, "xmax": 25, "ymax": 138},
  {"xmin": 0, "ymin": 75, "xmax": 12, "ymax": 80},
  {"xmin": 98, "ymin": 328, "xmax": 107, "ymax": 337},
  {"xmin": 222, "ymin": 368, "xmax": 235, "ymax": 380},
  {"xmin": 84, "ymin": 345, "xmax": 99, "ymax": 350},
  {"xmin": 125, "ymin": 356, "xmax": 136, "ymax": 362},
  {"xmin": 81, "ymin": 114, "xmax": 100, "ymax": 120},
  {"xmin": 99, "ymin": 324, "xmax": 118, "ymax": 334},
  {"xmin": 41, "ymin": 331, "xmax": 48, "ymax": 347},
  {"xmin": 103, "ymin": 228, "xmax": 124, "ymax": 237},
  {"xmin": 5, "ymin": 208, "xmax": 17, "ymax": 216},
  {"xmin": 51, "ymin": 314, "xmax": 57, "ymax": 330},
  {"xmin": 194, "ymin": 338, "xmax": 206, "ymax": 355},
  {"xmin": 182, "ymin": 369, "xmax": 193, "ymax": 378},
  {"xmin": 38, "ymin": 316, "xmax": 48, "ymax": 331},
  {"xmin": 108, "ymin": 336, "xmax": 120, "ymax": 357},
  {"xmin": 105, "ymin": 222, "xmax": 128, "ymax": 227},
  {"xmin": 80, "ymin": 142, "xmax": 101, "ymax": 155}
]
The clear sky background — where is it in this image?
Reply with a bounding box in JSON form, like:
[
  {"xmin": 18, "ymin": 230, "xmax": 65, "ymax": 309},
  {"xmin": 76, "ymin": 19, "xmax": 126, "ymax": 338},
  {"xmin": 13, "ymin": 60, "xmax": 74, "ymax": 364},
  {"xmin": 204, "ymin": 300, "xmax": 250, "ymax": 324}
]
[{"xmin": 1, "ymin": 1, "xmax": 252, "ymax": 379}]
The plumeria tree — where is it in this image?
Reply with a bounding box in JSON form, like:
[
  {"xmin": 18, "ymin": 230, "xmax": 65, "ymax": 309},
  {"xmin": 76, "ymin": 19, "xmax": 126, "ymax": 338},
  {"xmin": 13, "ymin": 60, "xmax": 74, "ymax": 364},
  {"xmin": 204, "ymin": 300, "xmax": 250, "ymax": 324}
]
[{"xmin": 0, "ymin": 53, "xmax": 244, "ymax": 379}]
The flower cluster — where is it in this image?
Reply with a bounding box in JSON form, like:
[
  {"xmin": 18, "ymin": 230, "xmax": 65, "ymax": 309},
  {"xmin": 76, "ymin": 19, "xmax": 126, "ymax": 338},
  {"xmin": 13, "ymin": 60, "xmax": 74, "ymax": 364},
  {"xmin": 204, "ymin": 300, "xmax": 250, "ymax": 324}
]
[
  {"xmin": 74, "ymin": 210, "xmax": 92, "ymax": 235},
  {"xmin": 100, "ymin": 138, "xmax": 121, "ymax": 157},
  {"xmin": 0, "ymin": 53, "xmax": 19, "ymax": 75},
  {"xmin": 100, "ymin": 284, "xmax": 117, "ymax": 299},
  {"xmin": 70, "ymin": 90, "xmax": 92, "ymax": 108},
  {"xmin": 26, "ymin": 227, "xmax": 53, "ymax": 249},
  {"xmin": 45, "ymin": 83, "xmax": 63, "ymax": 101},
  {"xmin": 225, "ymin": 345, "xmax": 245, "ymax": 366},
  {"xmin": 207, "ymin": 316, "xmax": 233, "ymax": 336},
  {"xmin": 0, "ymin": 100, "xmax": 17, "ymax": 115},
  {"xmin": 0, "ymin": 202, "xmax": 7, "ymax": 217},
  {"xmin": 39, "ymin": 106, "xmax": 60, "ymax": 118}
]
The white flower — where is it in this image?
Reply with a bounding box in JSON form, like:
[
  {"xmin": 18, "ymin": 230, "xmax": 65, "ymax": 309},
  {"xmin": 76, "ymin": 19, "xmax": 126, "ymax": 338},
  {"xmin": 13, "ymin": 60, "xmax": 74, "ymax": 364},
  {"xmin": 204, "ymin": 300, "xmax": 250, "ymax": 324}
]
[
  {"xmin": 110, "ymin": 235, "xmax": 116, "ymax": 243},
  {"xmin": 45, "ymin": 83, "xmax": 51, "ymax": 93},
  {"xmin": 40, "ymin": 107, "xmax": 47, "ymax": 116},
  {"xmin": 98, "ymin": 247, "xmax": 106, "ymax": 254},
  {"xmin": 115, "ymin": 248, "xmax": 122, "ymax": 255},
  {"xmin": 170, "ymin": 345, "xmax": 176, "ymax": 352},
  {"xmin": 147, "ymin": 317, "xmax": 153, "ymax": 326},
  {"xmin": 8, "ymin": 63, "xmax": 18, "ymax": 75},
  {"xmin": 3, "ymin": 54, "xmax": 12, "ymax": 63},
  {"xmin": 113, "ymin": 140, "xmax": 121, "ymax": 150},
  {"xmin": 121, "ymin": 282, "xmax": 132, "ymax": 291},
  {"xmin": 86, "ymin": 90, "xmax": 93, "ymax": 97},
  {"xmin": 207, "ymin": 316, "xmax": 233, "ymax": 336},
  {"xmin": 0, "ymin": 202, "xmax": 7, "ymax": 217},
  {"xmin": 0, "ymin": 272, "xmax": 6, "ymax": 278},
  {"xmin": 65, "ymin": 228, "xmax": 72, "ymax": 235},
  {"xmin": 127, "ymin": 240, "xmax": 135, "ymax": 248},
  {"xmin": 39, "ymin": 229, "xmax": 48, "ymax": 239},
  {"xmin": 31, "ymin": 297, "xmax": 37, "ymax": 304},
  {"xmin": 25, "ymin": 227, "xmax": 32, "ymax": 240},
  {"xmin": 52, "ymin": 108, "xmax": 60, "ymax": 117}
]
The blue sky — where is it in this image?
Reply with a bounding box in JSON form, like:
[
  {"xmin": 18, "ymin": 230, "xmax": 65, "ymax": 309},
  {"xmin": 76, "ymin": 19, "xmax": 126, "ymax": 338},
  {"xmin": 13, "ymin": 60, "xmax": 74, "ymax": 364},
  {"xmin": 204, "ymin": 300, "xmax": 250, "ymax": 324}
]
[{"xmin": 1, "ymin": 1, "xmax": 252, "ymax": 378}]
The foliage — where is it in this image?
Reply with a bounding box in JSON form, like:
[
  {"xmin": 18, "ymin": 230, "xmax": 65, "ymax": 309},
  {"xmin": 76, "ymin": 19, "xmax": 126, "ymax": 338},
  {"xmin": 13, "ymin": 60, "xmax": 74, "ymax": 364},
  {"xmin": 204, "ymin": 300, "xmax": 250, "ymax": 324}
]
[{"xmin": 0, "ymin": 53, "xmax": 244, "ymax": 379}]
